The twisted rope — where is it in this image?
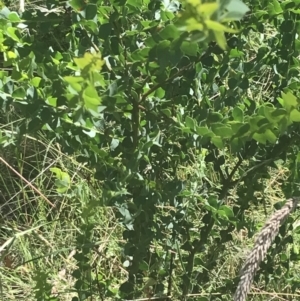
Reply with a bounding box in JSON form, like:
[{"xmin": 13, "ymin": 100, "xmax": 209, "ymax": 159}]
[{"xmin": 234, "ymin": 197, "xmax": 299, "ymax": 301}]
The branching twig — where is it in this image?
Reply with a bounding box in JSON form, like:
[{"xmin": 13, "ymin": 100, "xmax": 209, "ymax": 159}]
[{"xmin": 140, "ymin": 47, "xmax": 210, "ymax": 104}]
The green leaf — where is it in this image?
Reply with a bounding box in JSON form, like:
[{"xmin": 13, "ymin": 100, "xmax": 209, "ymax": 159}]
[
  {"xmin": 142, "ymin": 141, "xmax": 154, "ymax": 152},
  {"xmin": 228, "ymin": 78, "xmax": 238, "ymax": 89},
  {"xmin": 162, "ymin": 109, "xmax": 171, "ymax": 117},
  {"xmin": 230, "ymin": 137, "xmax": 243, "ymax": 153},
  {"xmin": 69, "ymin": 0, "xmax": 86, "ymax": 10},
  {"xmin": 185, "ymin": 116, "xmax": 196, "ymax": 130},
  {"xmin": 99, "ymin": 23, "xmax": 112, "ymax": 40},
  {"xmin": 297, "ymin": 152, "xmax": 300, "ymax": 163},
  {"xmin": 83, "ymin": 85, "xmax": 101, "ymax": 112},
  {"xmin": 6, "ymin": 27, "xmax": 21, "ymax": 42},
  {"xmin": 110, "ymin": 138, "xmax": 120, "ymax": 151},
  {"xmin": 159, "ymin": 24, "xmax": 179, "ymax": 40},
  {"xmin": 74, "ymin": 52, "xmax": 104, "ymax": 72},
  {"xmin": 253, "ymin": 129, "xmax": 277, "ymax": 144},
  {"xmin": 196, "ymin": 126, "xmax": 211, "ymax": 136},
  {"xmin": 82, "ymin": 129, "xmax": 97, "ymax": 138},
  {"xmin": 211, "ymin": 136, "xmax": 224, "ymax": 148},
  {"xmin": 12, "ymin": 87, "xmax": 26, "ymax": 99},
  {"xmin": 223, "ymin": 0, "xmax": 250, "ymax": 20},
  {"xmin": 257, "ymin": 117, "xmax": 270, "ymax": 128},
  {"xmin": 253, "ymin": 132, "xmax": 271, "ymax": 144},
  {"xmin": 249, "ymin": 116, "xmax": 265, "ymax": 131},
  {"xmin": 131, "ymin": 48, "xmax": 150, "ymax": 61},
  {"xmin": 50, "ymin": 167, "xmax": 70, "ymax": 193},
  {"xmin": 264, "ymin": 129, "xmax": 277, "ymax": 143},
  {"xmin": 218, "ymin": 205, "xmax": 234, "ymax": 218},
  {"xmin": 127, "ymin": 0, "xmax": 143, "ymax": 11},
  {"xmin": 208, "ymin": 112, "xmax": 223, "ymax": 122},
  {"xmin": 197, "ymin": 2, "xmax": 218, "ymax": 16},
  {"xmin": 229, "ymin": 49, "xmax": 244, "ymax": 58},
  {"xmin": 180, "ymin": 41, "xmax": 198, "ymax": 56},
  {"xmin": 211, "ymin": 124, "xmax": 233, "ymax": 138},
  {"xmin": 0, "ymin": 6, "xmax": 11, "ymax": 19},
  {"xmin": 8, "ymin": 12, "xmax": 21, "ymax": 22},
  {"xmin": 280, "ymin": 20, "xmax": 295, "ymax": 32},
  {"xmin": 157, "ymin": 40, "xmax": 171, "ymax": 50},
  {"xmin": 213, "ymin": 31, "xmax": 227, "ymax": 50},
  {"xmin": 64, "ymin": 76, "xmax": 84, "ymax": 92},
  {"xmin": 280, "ymin": 91, "xmax": 298, "ymax": 112},
  {"xmin": 271, "ymin": 108, "xmax": 287, "ymax": 120},
  {"xmin": 268, "ymin": 0, "xmax": 283, "ymax": 15},
  {"xmin": 155, "ymin": 87, "xmax": 165, "ymax": 98},
  {"xmin": 85, "ymin": 4, "xmax": 97, "ymax": 20},
  {"xmin": 235, "ymin": 123, "xmax": 250, "ymax": 138},
  {"xmin": 31, "ymin": 77, "xmax": 41, "ymax": 87},
  {"xmin": 185, "ymin": 18, "xmax": 204, "ymax": 32},
  {"xmin": 290, "ymin": 109, "xmax": 300, "ymax": 122},
  {"xmin": 46, "ymin": 97, "xmax": 57, "ymax": 107},
  {"xmin": 278, "ymin": 116, "xmax": 289, "ymax": 133},
  {"xmin": 232, "ymin": 107, "xmax": 243, "ymax": 122}
]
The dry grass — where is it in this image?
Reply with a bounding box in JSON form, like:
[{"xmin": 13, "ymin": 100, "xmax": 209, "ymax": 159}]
[{"xmin": 0, "ymin": 132, "xmax": 125, "ymax": 300}]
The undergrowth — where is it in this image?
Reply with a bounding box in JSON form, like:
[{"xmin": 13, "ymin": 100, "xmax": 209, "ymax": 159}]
[
  {"xmin": 0, "ymin": 129, "xmax": 125, "ymax": 300},
  {"xmin": 1, "ymin": 130, "xmax": 300, "ymax": 300},
  {"xmin": 1, "ymin": 0, "xmax": 300, "ymax": 300}
]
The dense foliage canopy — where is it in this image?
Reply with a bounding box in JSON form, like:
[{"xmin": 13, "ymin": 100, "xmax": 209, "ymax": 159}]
[{"xmin": 2, "ymin": 0, "xmax": 300, "ymax": 300}]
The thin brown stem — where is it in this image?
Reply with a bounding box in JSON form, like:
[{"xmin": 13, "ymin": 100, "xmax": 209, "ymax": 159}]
[{"xmin": 0, "ymin": 156, "xmax": 55, "ymax": 208}]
